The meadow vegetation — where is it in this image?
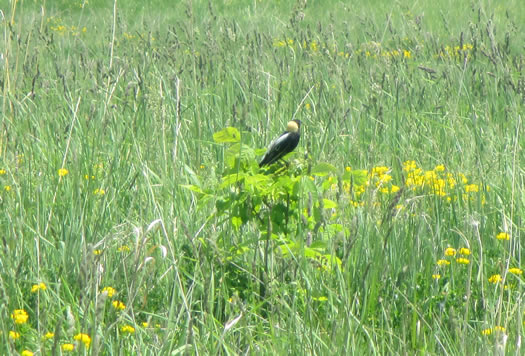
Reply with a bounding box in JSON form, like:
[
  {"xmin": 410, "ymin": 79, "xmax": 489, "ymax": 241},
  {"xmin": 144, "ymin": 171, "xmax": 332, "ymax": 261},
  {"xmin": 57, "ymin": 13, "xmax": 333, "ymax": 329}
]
[{"xmin": 1, "ymin": 0, "xmax": 524, "ymax": 354}]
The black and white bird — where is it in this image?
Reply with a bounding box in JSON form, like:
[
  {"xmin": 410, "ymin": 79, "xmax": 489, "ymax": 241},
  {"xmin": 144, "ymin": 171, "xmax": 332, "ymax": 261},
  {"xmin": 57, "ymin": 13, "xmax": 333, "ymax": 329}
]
[{"xmin": 259, "ymin": 120, "xmax": 302, "ymax": 167}]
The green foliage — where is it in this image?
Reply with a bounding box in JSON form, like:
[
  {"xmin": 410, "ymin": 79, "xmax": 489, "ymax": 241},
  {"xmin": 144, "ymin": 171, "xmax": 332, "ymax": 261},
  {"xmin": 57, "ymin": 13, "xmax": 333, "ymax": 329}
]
[{"xmin": 1, "ymin": 0, "xmax": 524, "ymax": 354}]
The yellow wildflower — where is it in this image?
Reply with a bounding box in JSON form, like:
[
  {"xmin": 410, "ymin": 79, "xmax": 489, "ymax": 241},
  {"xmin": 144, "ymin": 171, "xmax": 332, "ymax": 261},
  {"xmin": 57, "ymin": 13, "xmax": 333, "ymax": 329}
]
[
  {"xmin": 61, "ymin": 343, "xmax": 75, "ymax": 352},
  {"xmin": 390, "ymin": 185, "xmax": 401, "ymax": 193},
  {"xmin": 142, "ymin": 322, "xmax": 149, "ymax": 328},
  {"xmin": 118, "ymin": 245, "xmax": 130, "ymax": 252},
  {"xmin": 58, "ymin": 168, "xmax": 69, "ymax": 177},
  {"xmin": 4, "ymin": 185, "xmax": 11, "ymax": 191},
  {"xmin": 31, "ymin": 282, "xmax": 47, "ymax": 293},
  {"xmin": 21, "ymin": 351, "xmax": 34, "ymax": 356},
  {"xmin": 488, "ymin": 274, "xmax": 502, "ymax": 284},
  {"xmin": 432, "ymin": 274, "xmax": 441, "ymax": 280},
  {"xmin": 371, "ymin": 166, "xmax": 389, "ymax": 176},
  {"xmin": 9, "ymin": 330, "xmax": 21, "ymax": 340},
  {"xmin": 74, "ymin": 333, "xmax": 91, "ymax": 348},
  {"xmin": 481, "ymin": 328, "xmax": 492, "ymax": 336},
  {"xmin": 93, "ymin": 188, "xmax": 105, "ymax": 195},
  {"xmin": 11, "ymin": 309, "xmax": 29, "ymax": 324},
  {"xmin": 496, "ymin": 232, "xmax": 510, "ymax": 240},
  {"xmin": 494, "ymin": 326, "xmax": 506, "ymax": 332},
  {"xmin": 456, "ymin": 258, "xmax": 470, "ymax": 264},
  {"xmin": 465, "ymin": 184, "xmax": 478, "ymax": 192},
  {"xmin": 44, "ymin": 332, "xmax": 55, "ymax": 339},
  {"xmin": 437, "ymin": 259, "xmax": 450, "ymax": 266},
  {"xmin": 0, "ymin": 169, "xmax": 6, "ymax": 175},
  {"xmin": 508, "ymin": 268, "xmax": 523, "ymax": 275},
  {"xmin": 121, "ymin": 325, "xmax": 136, "ymax": 334},
  {"xmin": 434, "ymin": 164, "xmax": 445, "ymax": 172},
  {"xmin": 403, "ymin": 50, "xmax": 411, "ymax": 58},
  {"xmin": 101, "ymin": 286, "xmax": 116, "ymax": 298},
  {"xmin": 403, "ymin": 160, "xmax": 417, "ymax": 171},
  {"xmin": 93, "ymin": 249, "xmax": 102, "ymax": 255},
  {"xmin": 112, "ymin": 300, "xmax": 126, "ymax": 310},
  {"xmin": 458, "ymin": 248, "xmax": 471, "ymax": 256},
  {"xmin": 444, "ymin": 247, "xmax": 456, "ymax": 256}
]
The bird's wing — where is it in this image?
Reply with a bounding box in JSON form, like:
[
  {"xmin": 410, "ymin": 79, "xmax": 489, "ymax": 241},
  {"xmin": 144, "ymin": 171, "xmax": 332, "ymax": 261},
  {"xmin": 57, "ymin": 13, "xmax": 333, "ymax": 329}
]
[
  {"xmin": 267, "ymin": 131, "xmax": 290, "ymax": 151},
  {"xmin": 260, "ymin": 131, "xmax": 293, "ymax": 166}
]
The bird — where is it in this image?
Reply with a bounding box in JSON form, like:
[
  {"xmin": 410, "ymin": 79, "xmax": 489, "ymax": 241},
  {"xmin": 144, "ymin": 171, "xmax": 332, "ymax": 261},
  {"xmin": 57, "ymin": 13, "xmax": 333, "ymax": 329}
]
[{"xmin": 259, "ymin": 119, "xmax": 302, "ymax": 167}]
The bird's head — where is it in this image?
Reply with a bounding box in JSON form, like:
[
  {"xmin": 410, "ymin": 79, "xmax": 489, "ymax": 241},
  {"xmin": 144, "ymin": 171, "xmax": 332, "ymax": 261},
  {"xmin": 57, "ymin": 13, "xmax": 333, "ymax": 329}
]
[{"xmin": 287, "ymin": 119, "xmax": 301, "ymax": 133}]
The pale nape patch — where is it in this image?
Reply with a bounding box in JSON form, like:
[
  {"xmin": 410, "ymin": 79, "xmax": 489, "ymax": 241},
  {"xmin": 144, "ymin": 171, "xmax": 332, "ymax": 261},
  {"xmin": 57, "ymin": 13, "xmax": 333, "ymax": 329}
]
[{"xmin": 287, "ymin": 120, "xmax": 299, "ymax": 133}]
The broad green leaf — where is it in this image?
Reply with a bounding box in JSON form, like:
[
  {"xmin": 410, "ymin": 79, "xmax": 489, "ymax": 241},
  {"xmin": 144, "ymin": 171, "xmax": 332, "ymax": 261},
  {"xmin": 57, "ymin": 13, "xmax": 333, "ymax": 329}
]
[
  {"xmin": 221, "ymin": 173, "xmax": 245, "ymax": 187},
  {"xmin": 309, "ymin": 241, "xmax": 327, "ymax": 250},
  {"xmin": 342, "ymin": 169, "xmax": 368, "ymax": 186},
  {"xmin": 301, "ymin": 176, "xmax": 318, "ymax": 194},
  {"xmin": 180, "ymin": 184, "xmax": 205, "ymax": 194},
  {"xmin": 213, "ymin": 127, "xmax": 241, "ymax": 143},
  {"xmin": 325, "ymin": 223, "xmax": 343, "ymax": 233},
  {"xmin": 244, "ymin": 174, "xmax": 271, "ymax": 190},
  {"xmin": 311, "ymin": 162, "xmax": 337, "ymax": 176},
  {"xmin": 225, "ymin": 143, "xmax": 255, "ymax": 168},
  {"xmin": 216, "ymin": 198, "xmax": 231, "ymax": 212},
  {"xmin": 303, "ymin": 247, "xmax": 323, "ymax": 258},
  {"xmin": 323, "ymin": 198, "xmax": 337, "ymax": 209},
  {"xmin": 277, "ymin": 242, "xmax": 298, "ymax": 257},
  {"xmin": 231, "ymin": 216, "xmax": 242, "ymax": 230}
]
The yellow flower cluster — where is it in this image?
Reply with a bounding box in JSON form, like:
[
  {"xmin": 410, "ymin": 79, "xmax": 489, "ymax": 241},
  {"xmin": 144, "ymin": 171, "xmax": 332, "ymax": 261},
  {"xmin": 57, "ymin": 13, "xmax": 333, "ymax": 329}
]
[
  {"xmin": 10, "ymin": 330, "xmax": 21, "ymax": 340},
  {"xmin": 402, "ymin": 161, "xmax": 486, "ymax": 202},
  {"xmin": 508, "ymin": 268, "xmax": 523, "ymax": 275},
  {"xmin": 101, "ymin": 286, "xmax": 117, "ymax": 298},
  {"xmin": 273, "ymin": 38, "xmax": 412, "ymax": 60},
  {"xmin": 61, "ymin": 343, "xmax": 75, "ymax": 351},
  {"xmin": 118, "ymin": 245, "xmax": 131, "ymax": 252},
  {"xmin": 11, "ymin": 309, "xmax": 29, "ymax": 324},
  {"xmin": 74, "ymin": 333, "xmax": 92, "ymax": 348},
  {"xmin": 31, "ymin": 282, "xmax": 47, "ymax": 293},
  {"xmin": 368, "ymin": 166, "xmax": 399, "ymax": 194},
  {"xmin": 94, "ymin": 188, "xmax": 106, "ymax": 196},
  {"xmin": 444, "ymin": 247, "xmax": 456, "ymax": 256},
  {"xmin": 488, "ymin": 274, "xmax": 502, "ymax": 284},
  {"xmin": 273, "ymin": 38, "xmax": 294, "ymax": 48},
  {"xmin": 435, "ymin": 246, "xmax": 471, "ymax": 276},
  {"xmin": 121, "ymin": 325, "xmax": 136, "ymax": 334},
  {"xmin": 58, "ymin": 168, "xmax": 69, "ymax": 177},
  {"xmin": 481, "ymin": 326, "xmax": 505, "ymax": 336},
  {"xmin": 44, "ymin": 332, "xmax": 55, "ymax": 339},
  {"xmin": 496, "ymin": 232, "xmax": 510, "ymax": 240},
  {"xmin": 112, "ymin": 300, "xmax": 126, "ymax": 310},
  {"xmin": 437, "ymin": 43, "xmax": 474, "ymax": 60},
  {"xmin": 47, "ymin": 17, "xmax": 87, "ymax": 36},
  {"xmin": 356, "ymin": 41, "xmax": 413, "ymax": 60},
  {"xmin": 330, "ymin": 162, "xmax": 488, "ymax": 211}
]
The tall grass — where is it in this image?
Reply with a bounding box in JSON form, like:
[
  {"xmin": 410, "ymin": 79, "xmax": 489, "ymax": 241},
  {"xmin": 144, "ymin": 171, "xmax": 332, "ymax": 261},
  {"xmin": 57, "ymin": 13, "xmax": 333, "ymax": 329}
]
[{"xmin": 1, "ymin": 0, "xmax": 523, "ymax": 354}]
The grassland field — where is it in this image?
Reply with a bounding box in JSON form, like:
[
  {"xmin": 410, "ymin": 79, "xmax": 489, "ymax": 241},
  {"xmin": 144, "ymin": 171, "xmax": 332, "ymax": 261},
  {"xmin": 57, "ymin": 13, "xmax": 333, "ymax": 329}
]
[{"xmin": 1, "ymin": 0, "xmax": 524, "ymax": 354}]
